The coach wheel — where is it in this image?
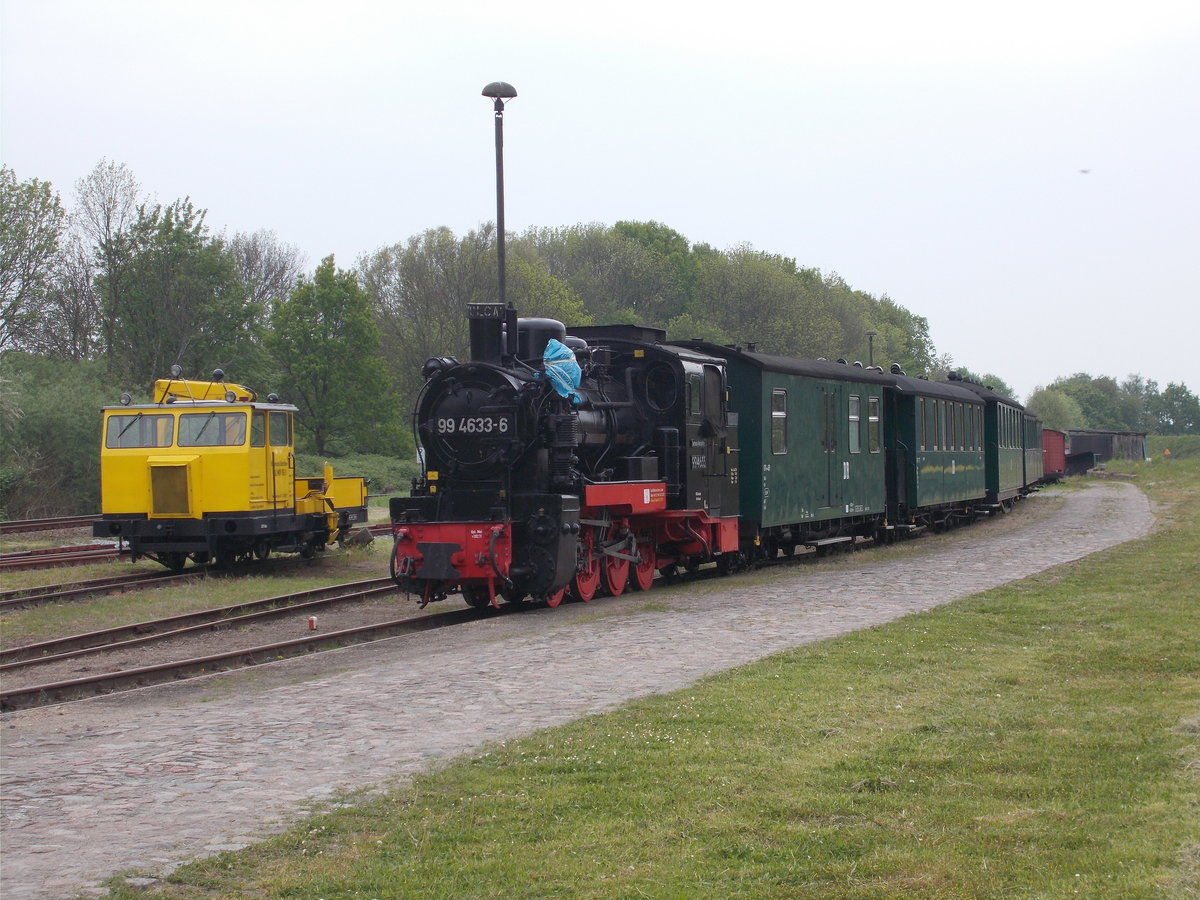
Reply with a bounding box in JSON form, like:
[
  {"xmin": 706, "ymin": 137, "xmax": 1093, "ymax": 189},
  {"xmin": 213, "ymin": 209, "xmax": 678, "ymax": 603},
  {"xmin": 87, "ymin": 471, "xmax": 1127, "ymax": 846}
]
[
  {"xmin": 604, "ymin": 554, "xmax": 630, "ymax": 597},
  {"xmin": 461, "ymin": 585, "xmax": 491, "ymax": 610},
  {"xmin": 632, "ymin": 544, "xmax": 656, "ymax": 591}
]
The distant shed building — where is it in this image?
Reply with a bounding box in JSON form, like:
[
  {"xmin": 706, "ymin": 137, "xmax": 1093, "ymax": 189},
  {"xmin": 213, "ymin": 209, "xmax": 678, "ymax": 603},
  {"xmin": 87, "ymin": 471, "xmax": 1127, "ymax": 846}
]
[{"xmin": 1064, "ymin": 429, "xmax": 1147, "ymax": 475}]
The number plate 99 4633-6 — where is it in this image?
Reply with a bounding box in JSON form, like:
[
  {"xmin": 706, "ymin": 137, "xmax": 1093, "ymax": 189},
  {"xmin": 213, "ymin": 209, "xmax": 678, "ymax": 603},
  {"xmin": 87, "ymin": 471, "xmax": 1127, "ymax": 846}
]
[{"xmin": 435, "ymin": 416, "xmax": 512, "ymax": 436}]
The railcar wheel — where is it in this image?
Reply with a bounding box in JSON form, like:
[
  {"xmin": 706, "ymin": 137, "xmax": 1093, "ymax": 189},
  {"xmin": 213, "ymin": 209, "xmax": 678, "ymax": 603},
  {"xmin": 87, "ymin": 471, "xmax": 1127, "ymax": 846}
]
[
  {"xmin": 544, "ymin": 587, "xmax": 567, "ymax": 608},
  {"xmin": 461, "ymin": 585, "xmax": 491, "ymax": 609},
  {"xmin": 573, "ymin": 531, "xmax": 601, "ymax": 601},
  {"xmin": 632, "ymin": 544, "xmax": 656, "ymax": 591},
  {"xmin": 574, "ymin": 560, "xmax": 600, "ymax": 602},
  {"xmin": 604, "ymin": 554, "xmax": 630, "ymax": 597},
  {"xmin": 163, "ymin": 551, "xmax": 187, "ymax": 572}
]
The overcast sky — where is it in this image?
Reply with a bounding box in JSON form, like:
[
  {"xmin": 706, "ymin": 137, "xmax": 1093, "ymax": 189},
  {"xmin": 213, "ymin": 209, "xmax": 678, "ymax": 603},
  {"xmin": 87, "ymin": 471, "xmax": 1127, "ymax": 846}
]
[{"xmin": 3, "ymin": 0, "xmax": 1197, "ymax": 400}]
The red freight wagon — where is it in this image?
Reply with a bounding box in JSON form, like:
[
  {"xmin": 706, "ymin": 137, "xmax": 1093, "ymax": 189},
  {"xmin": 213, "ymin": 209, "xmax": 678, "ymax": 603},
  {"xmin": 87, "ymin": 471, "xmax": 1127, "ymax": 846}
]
[{"xmin": 1042, "ymin": 429, "xmax": 1066, "ymax": 481}]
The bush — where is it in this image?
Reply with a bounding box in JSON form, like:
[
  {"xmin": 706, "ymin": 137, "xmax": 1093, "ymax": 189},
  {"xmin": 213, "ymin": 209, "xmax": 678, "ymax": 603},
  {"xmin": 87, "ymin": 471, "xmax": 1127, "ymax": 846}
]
[{"xmin": 293, "ymin": 452, "xmax": 420, "ymax": 500}]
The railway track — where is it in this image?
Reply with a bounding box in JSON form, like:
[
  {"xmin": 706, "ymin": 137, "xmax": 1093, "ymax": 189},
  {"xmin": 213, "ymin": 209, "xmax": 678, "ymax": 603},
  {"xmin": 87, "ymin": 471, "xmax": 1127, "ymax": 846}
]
[
  {"xmin": 0, "ymin": 543, "xmax": 122, "ymax": 571},
  {"xmin": 0, "ymin": 569, "xmax": 204, "ymax": 611},
  {"xmin": 0, "ymin": 514, "xmax": 98, "ymax": 535},
  {"xmin": 0, "ymin": 577, "xmax": 485, "ymax": 712}
]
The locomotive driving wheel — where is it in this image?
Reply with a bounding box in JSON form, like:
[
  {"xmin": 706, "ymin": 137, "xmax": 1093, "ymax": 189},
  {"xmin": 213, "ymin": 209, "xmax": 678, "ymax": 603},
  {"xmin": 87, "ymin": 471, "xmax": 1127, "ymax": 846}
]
[
  {"xmin": 631, "ymin": 543, "xmax": 656, "ymax": 591},
  {"xmin": 573, "ymin": 530, "xmax": 601, "ymax": 602},
  {"xmin": 603, "ymin": 553, "xmax": 630, "ymax": 597}
]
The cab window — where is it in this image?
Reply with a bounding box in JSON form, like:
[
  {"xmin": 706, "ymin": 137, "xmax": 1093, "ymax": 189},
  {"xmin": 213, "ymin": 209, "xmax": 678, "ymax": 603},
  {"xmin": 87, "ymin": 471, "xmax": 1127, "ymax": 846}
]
[
  {"xmin": 179, "ymin": 412, "xmax": 247, "ymax": 447},
  {"xmin": 268, "ymin": 411, "xmax": 292, "ymax": 447},
  {"xmin": 251, "ymin": 411, "xmax": 266, "ymax": 448},
  {"xmin": 106, "ymin": 413, "xmax": 174, "ymax": 448}
]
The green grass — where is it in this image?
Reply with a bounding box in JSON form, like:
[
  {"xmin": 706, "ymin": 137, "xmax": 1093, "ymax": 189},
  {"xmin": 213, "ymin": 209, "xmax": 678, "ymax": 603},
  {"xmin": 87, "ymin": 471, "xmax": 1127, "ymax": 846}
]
[{"xmin": 95, "ymin": 461, "xmax": 1200, "ymax": 898}]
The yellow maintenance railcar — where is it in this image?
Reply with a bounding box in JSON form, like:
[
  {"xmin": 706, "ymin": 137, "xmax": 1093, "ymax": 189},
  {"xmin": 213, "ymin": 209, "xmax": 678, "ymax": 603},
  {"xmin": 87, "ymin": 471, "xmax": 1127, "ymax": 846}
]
[{"xmin": 93, "ymin": 369, "xmax": 368, "ymax": 569}]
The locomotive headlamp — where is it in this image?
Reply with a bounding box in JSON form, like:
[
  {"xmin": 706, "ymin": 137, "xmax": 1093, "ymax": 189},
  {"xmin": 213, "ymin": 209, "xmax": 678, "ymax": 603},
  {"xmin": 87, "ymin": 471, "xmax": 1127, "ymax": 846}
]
[
  {"xmin": 267, "ymin": 393, "xmax": 280, "ymax": 403},
  {"xmin": 213, "ymin": 368, "xmax": 225, "ymax": 382},
  {"xmin": 225, "ymin": 390, "xmax": 237, "ymax": 403},
  {"xmin": 119, "ymin": 393, "xmax": 132, "ymax": 406},
  {"xmin": 170, "ymin": 365, "xmax": 183, "ymax": 378}
]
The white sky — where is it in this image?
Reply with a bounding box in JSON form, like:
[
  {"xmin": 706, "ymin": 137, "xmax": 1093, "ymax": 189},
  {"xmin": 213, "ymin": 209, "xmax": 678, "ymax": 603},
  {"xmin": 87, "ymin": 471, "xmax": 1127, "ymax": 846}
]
[{"xmin": 3, "ymin": 0, "xmax": 1198, "ymax": 400}]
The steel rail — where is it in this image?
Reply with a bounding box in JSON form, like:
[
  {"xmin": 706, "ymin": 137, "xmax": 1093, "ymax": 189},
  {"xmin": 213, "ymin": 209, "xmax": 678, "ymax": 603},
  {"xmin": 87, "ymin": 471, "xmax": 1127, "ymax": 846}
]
[
  {"xmin": 0, "ymin": 604, "xmax": 489, "ymax": 712},
  {"xmin": 0, "ymin": 577, "xmax": 398, "ymax": 667}
]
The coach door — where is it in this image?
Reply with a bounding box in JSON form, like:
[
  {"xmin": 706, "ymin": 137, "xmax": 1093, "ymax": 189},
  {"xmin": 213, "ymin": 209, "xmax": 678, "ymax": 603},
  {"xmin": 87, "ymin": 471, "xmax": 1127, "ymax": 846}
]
[{"xmin": 820, "ymin": 388, "xmax": 841, "ymax": 509}]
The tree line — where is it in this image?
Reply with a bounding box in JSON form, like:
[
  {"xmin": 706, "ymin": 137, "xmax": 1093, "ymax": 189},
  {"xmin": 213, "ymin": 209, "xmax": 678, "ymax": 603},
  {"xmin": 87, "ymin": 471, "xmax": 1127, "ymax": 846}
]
[{"xmin": 2, "ymin": 161, "xmax": 1196, "ymax": 516}]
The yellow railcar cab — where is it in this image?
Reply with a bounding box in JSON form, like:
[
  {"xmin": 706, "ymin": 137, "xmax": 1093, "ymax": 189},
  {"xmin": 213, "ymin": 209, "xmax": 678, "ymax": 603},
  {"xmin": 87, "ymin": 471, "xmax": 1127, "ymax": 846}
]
[{"xmin": 94, "ymin": 369, "xmax": 368, "ymax": 570}]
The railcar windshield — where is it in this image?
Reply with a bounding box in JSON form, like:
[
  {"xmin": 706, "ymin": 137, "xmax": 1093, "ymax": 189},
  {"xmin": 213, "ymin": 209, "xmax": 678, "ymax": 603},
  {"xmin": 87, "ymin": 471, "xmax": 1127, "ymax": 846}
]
[
  {"xmin": 105, "ymin": 413, "xmax": 174, "ymax": 448},
  {"xmin": 178, "ymin": 411, "xmax": 248, "ymax": 447}
]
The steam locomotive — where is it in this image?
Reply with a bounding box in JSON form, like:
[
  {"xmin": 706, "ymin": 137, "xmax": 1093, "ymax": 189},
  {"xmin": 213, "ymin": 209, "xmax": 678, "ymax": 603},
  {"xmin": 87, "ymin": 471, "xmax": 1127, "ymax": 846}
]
[{"xmin": 389, "ymin": 303, "xmax": 1043, "ymax": 608}]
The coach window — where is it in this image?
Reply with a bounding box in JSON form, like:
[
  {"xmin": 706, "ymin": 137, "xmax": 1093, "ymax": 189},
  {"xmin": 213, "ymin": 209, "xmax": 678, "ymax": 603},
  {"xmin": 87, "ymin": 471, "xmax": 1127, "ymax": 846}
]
[
  {"xmin": 868, "ymin": 397, "xmax": 881, "ymax": 453},
  {"xmin": 848, "ymin": 395, "xmax": 861, "ymax": 453},
  {"xmin": 919, "ymin": 398, "xmax": 928, "ymax": 451},
  {"xmin": 771, "ymin": 389, "xmax": 788, "ymax": 454}
]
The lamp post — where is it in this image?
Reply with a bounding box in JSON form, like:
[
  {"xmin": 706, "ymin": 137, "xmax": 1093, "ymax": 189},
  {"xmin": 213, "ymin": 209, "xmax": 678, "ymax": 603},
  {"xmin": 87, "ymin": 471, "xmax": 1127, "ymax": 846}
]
[
  {"xmin": 865, "ymin": 329, "xmax": 877, "ymax": 367},
  {"xmin": 482, "ymin": 81, "xmax": 517, "ymax": 306}
]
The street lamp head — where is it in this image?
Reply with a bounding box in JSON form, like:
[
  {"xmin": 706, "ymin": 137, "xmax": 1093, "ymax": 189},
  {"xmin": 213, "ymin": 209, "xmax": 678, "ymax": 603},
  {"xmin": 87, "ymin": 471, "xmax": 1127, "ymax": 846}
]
[
  {"xmin": 482, "ymin": 81, "xmax": 517, "ymax": 100},
  {"xmin": 482, "ymin": 82, "xmax": 517, "ymax": 112}
]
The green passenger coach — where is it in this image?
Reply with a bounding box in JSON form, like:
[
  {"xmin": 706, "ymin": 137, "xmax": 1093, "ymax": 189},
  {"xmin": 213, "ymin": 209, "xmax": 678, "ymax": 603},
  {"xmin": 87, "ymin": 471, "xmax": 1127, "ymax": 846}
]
[
  {"xmin": 682, "ymin": 343, "xmax": 893, "ymax": 556},
  {"xmin": 884, "ymin": 374, "xmax": 987, "ymax": 530},
  {"xmin": 944, "ymin": 374, "xmax": 1030, "ymax": 508}
]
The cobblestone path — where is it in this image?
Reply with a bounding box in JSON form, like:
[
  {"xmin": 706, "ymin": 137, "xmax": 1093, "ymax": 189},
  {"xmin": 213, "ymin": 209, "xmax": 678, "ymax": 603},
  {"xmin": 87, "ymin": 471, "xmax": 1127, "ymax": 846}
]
[{"xmin": 0, "ymin": 483, "xmax": 1154, "ymax": 898}]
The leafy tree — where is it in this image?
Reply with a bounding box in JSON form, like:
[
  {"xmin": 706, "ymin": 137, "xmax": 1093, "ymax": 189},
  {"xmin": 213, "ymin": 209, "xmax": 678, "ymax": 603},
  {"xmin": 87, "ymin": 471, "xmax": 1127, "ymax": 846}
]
[
  {"xmin": 1, "ymin": 166, "xmax": 67, "ymax": 351},
  {"xmin": 0, "ymin": 353, "xmax": 108, "ymax": 516},
  {"xmin": 1026, "ymin": 387, "xmax": 1085, "ymax": 431},
  {"xmin": 360, "ymin": 226, "xmax": 495, "ymax": 411},
  {"xmin": 1150, "ymin": 383, "xmax": 1200, "ymax": 435},
  {"xmin": 1052, "ymin": 374, "xmax": 1132, "ymax": 431},
  {"xmin": 100, "ymin": 199, "xmax": 255, "ymax": 386},
  {"xmin": 73, "ymin": 160, "xmax": 142, "ymax": 358},
  {"xmin": 227, "ymin": 229, "xmax": 305, "ymax": 308},
  {"xmin": 268, "ymin": 256, "xmax": 396, "ymax": 456}
]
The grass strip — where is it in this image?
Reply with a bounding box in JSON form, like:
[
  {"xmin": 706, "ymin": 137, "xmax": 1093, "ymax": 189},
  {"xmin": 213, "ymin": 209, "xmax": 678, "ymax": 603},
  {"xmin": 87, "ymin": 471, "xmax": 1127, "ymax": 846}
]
[{"xmin": 109, "ymin": 461, "xmax": 1200, "ymax": 899}]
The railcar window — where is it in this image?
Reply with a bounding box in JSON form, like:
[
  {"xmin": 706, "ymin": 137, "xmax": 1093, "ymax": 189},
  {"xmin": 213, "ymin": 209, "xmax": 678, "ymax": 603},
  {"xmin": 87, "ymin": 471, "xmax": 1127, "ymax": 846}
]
[
  {"xmin": 179, "ymin": 412, "xmax": 247, "ymax": 447},
  {"xmin": 919, "ymin": 398, "xmax": 928, "ymax": 451},
  {"xmin": 644, "ymin": 362, "xmax": 677, "ymax": 412},
  {"xmin": 688, "ymin": 374, "xmax": 702, "ymax": 419},
  {"xmin": 868, "ymin": 397, "xmax": 880, "ymax": 453},
  {"xmin": 771, "ymin": 389, "xmax": 788, "ymax": 455},
  {"xmin": 848, "ymin": 395, "xmax": 861, "ymax": 453},
  {"xmin": 251, "ymin": 411, "xmax": 266, "ymax": 448},
  {"xmin": 268, "ymin": 411, "xmax": 292, "ymax": 447},
  {"xmin": 106, "ymin": 413, "xmax": 174, "ymax": 448}
]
